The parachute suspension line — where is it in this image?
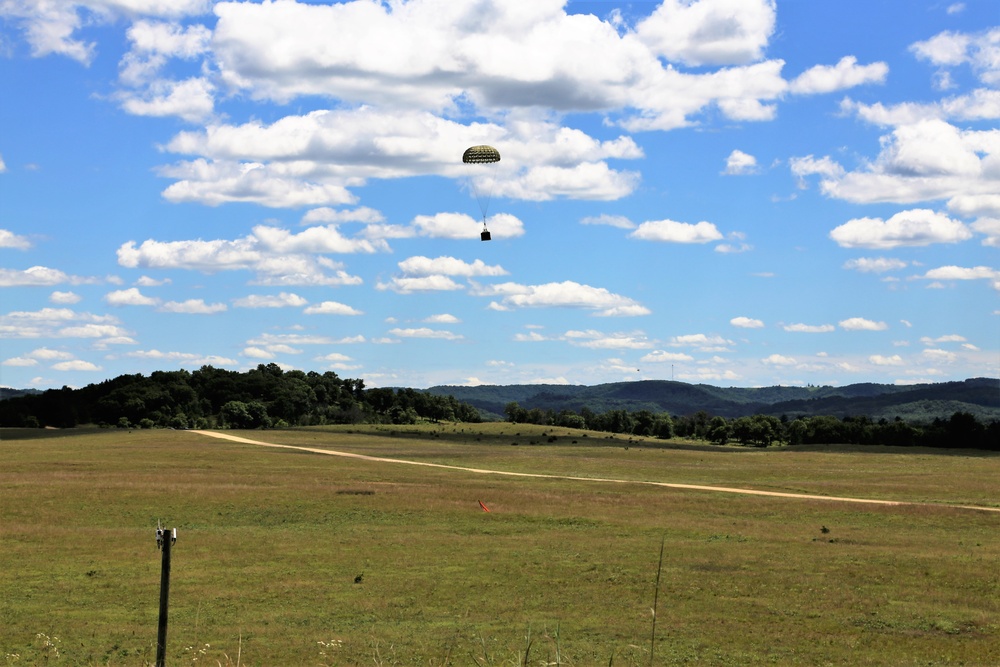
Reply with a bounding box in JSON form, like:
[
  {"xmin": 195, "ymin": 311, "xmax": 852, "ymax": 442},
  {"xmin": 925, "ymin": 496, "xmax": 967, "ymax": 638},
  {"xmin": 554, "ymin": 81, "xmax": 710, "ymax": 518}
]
[{"xmin": 462, "ymin": 145, "xmax": 500, "ymax": 242}]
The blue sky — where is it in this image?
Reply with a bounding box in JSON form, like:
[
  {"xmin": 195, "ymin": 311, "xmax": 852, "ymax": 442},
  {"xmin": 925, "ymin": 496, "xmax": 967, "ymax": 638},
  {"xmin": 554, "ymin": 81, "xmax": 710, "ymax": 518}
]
[{"xmin": 1, "ymin": 0, "xmax": 997, "ymax": 391}]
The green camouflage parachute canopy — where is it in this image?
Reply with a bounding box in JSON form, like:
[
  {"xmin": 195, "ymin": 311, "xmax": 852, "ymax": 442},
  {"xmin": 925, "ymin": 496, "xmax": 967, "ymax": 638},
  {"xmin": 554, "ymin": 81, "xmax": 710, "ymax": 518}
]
[{"xmin": 462, "ymin": 145, "xmax": 501, "ymax": 164}]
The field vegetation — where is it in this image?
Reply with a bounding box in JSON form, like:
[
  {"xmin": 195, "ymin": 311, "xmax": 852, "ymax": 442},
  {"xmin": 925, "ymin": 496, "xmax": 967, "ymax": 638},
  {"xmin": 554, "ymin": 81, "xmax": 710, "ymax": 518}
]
[{"xmin": 2, "ymin": 423, "xmax": 998, "ymax": 665}]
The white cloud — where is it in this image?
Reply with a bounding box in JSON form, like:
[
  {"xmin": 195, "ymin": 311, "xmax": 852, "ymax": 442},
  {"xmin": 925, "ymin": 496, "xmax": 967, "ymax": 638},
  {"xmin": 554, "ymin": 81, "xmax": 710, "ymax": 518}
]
[
  {"xmin": 788, "ymin": 56, "xmax": 888, "ymax": 95},
  {"xmin": 783, "ymin": 323, "xmax": 835, "ymax": 333},
  {"xmin": 49, "ymin": 291, "xmax": 81, "ymax": 304},
  {"xmin": 911, "ymin": 27, "xmax": 1000, "ymax": 86},
  {"xmin": 563, "ymin": 330, "xmax": 653, "ymax": 350},
  {"xmin": 629, "ymin": 219, "xmax": 724, "ymax": 244},
  {"xmin": 819, "ymin": 121, "xmax": 1000, "ymax": 207},
  {"xmin": 377, "ymin": 275, "xmax": 464, "ymax": 294},
  {"xmin": 580, "ymin": 214, "xmax": 636, "ymax": 229},
  {"xmin": 1, "ymin": 0, "xmax": 209, "ymax": 65},
  {"xmin": 135, "ymin": 275, "xmax": 171, "ymax": 287},
  {"xmin": 730, "ymin": 316, "xmax": 764, "ymax": 328},
  {"xmin": 159, "ymin": 299, "xmax": 227, "ymax": 314},
  {"xmin": 0, "ymin": 229, "xmax": 32, "ymax": 249},
  {"xmin": 723, "ymin": 150, "xmax": 758, "ymax": 175},
  {"xmin": 125, "ymin": 349, "xmax": 239, "ymax": 366},
  {"xmin": 303, "ymin": 301, "xmax": 363, "ymax": 316},
  {"xmin": 640, "ymin": 350, "xmax": 694, "ymax": 363},
  {"xmin": 2, "ymin": 356, "xmax": 38, "ymax": 367},
  {"xmin": 762, "ymin": 353, "xmax": 796, "ymax": 366},
  {"xmin": 473, "ymin": 280, "xmax": 650, "ymax": 317},
  {"xmin": 232, "ymin": 292, "xmax": 309, "ymax": 308},
  {"xmin": 634, "ymin": 0, "xmax": 776, "ymax": 67},
  {"xmin": 667, "ymin": 333, "xmax": 734, "ymax": 350},
  {"xmin": 243, "ymin": 346, "xmax": 274, "ymax": 360},
  {"xmin": 398, "ymin": 256, "xmax": 508, "ymax": 278},
  {"xmin": 921, "ymin": 265, "xmax": 1000, "ymax": 290},
  {"xmin": 971, "ymin": 218, "xmax": 1000, "ymax": 247},
  {"xmin": 839, "ymin": 317, "xmax": 889, "ymax": 331},
  {"xmin": 388, "ymin": 327, "xmax": 462, "ymax": 340},
  {"xmin": 830, "ymin": 209, "xmax": 971, "ymax": 249},
  {"xmin": 790, "ymin": 155, "xmax": 844, "ymax": 188},
  {"xmin": 842, "ymin": 257, "xmax": 909, "ymax": 273},
  {"xmin": 841, "ymin": 89, "xmax": 1000, "ymax": 126},
  {"xmin": 424, "ymin": 314, "xmax": 460, "ymax": 324},
  {"xmin": 869, "ymin": 354, "xmax": 904, "ymax": 366},
  {"xmin": 116, "ymin": 225, "xmax": 371, "ymax": 286},
  {"xmin": 119, "ymin": 77, "xmax": 215, "ymax": 123},
  {"xmin": 0, "ymin": 266, "xmax": 71, "ymax": 286},
  {"xmin": 104, "ymin": 287, "xmax": 158, "ymax": 306},
  {"xmin": 52, "ymin": 360, "xmax": 101, "ymax": 372},
  {"xmin": 302, "ymin": 207, "xmax": 385, "ymax": 225}
]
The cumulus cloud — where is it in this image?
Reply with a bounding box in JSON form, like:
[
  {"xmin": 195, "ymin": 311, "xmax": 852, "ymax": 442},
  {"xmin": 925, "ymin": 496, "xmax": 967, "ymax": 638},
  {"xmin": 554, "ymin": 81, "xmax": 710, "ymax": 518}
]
[
  {"xmin": 910, "ymin": 27, "xmax": 1000, "ymax": 86},
  {"xmin": 731, "ymin": 316, "xmax": 764, "ymax": 328},
  {"xmin": 473, "ymin": 280, "xmax": 650, "ymax": 317},
  {"xmin": 641, "ymin": 350, "xmax": 695, "ymax": 363},
  {"xmin": 125, "ymin": 349, "xmax": 239, "ymax": 366},
  {"xmin": 724, "ymin": 150, "xmax": 758, "ymax": 175},
  {"xmin": 159, "ymin": 299, "xmax": 227, "ymax": 314},
  {"xmin": 49, "ymin": 291, "xmax": 82, "ymax": 304},
  {"xmin": 634, "ymin": 0, "xmax": 776, "ymax": 66},
  {"xmin": 388, "ymin": 327, "xmax": 462, "ymax": 340},
  {"xmin": 0, "ymin": 229, "xmax": 32, "ymax": 250},
  {"xmin": 829, "ymin": 209, "xmax": 971, "ymax": 249},
  {"xmin": 0, "ymin": 266, "xmax": 73, "ymax": 287},
  {"xmin": 783, "ymin": 323, "xmax": 835, "ymax": 333},
  {"xmin": 843, "ymin": 257, "xmax": 909, "ymax": 273},
  {"xmin": 116, "ymin": 225, "xmax": 371, "ymax": 286},
  {"xmin": 562, "ymin": 330, "xmax": 653, "ymax": 350},
  {"xmin": 788, "ymin": 56, "xmax": 888, "ymax": 94},
  {"xmin": 52, "ymin": 359, "xmax": 101, "ymax": 372},
  {"xmin": 232, "ymin": 292, "xmax": 308, "ymax": 308},
  {"xmin": 870, "ymin": 354, "xmax": 904, "ymax": 366},
  {"xmin": 818, "ymin": 120, "xmax": 1000, "ymax": 209},
  {"xmin": 762, "ymin": 353, "xmax": 796, "ymax": 366},
  {"xmin": 839, "ymin": 317, "xmax": 889, "ymax": 331},
  {"xmin": 790, "ymin": 155, "xmax": 845, "ymax": 188},
  {"xmin": 104, "ymin": 287, "xmax": 158, "ymax": 306},
  {"xmin": 303, "ymin": 301, "xmax": 363, "ymax": 316},
  {"xmin": 629, "ymin": 219, "xmax": 724, "ymax": 243},
  {"xmin": 397, "ymin": 256, "xmax": 508, "ymax": 278},
  {"xmin": 580, "ymin": 214, "xmax": 636, "ymax": 229},
  {"xmin": 0, "ymin": 0, "xmax": 208, "ymax": 65}
]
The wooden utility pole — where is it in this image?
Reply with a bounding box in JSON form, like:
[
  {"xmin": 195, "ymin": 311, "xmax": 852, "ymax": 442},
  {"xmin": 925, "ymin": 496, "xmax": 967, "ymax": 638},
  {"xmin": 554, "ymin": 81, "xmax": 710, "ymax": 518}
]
[{"xmin": 155, "ymin": 524, "xmax": 176, "ymax": 667}]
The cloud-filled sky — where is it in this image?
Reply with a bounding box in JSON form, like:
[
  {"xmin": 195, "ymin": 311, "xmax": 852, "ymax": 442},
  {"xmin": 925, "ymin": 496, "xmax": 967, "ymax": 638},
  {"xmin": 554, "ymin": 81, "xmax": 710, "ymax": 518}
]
[{"xmin": 1, "ymin": 0, "xmax": 997, "ymax": 390}]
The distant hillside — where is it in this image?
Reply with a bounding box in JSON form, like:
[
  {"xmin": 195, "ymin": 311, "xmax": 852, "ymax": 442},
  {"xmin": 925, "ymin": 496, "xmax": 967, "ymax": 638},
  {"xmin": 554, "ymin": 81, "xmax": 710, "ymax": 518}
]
[
  {"xmin": 426, "ymin": 378, "xmax": 1000, "ymax": 422},
  {"xmin": 0, "ymin": 388, "xmax": 42, "ymax": 401}
]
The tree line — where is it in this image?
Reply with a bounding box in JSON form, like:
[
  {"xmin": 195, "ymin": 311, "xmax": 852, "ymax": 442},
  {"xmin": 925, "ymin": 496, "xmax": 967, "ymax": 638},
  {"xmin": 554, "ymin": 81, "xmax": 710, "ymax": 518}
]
[
  {"xmin": 503, "ymin": 402, "xmax": 999, "ymax": 450},
  {"xmin": 0, "ymin": 364, "xmax": 481, "ymax": 429}
]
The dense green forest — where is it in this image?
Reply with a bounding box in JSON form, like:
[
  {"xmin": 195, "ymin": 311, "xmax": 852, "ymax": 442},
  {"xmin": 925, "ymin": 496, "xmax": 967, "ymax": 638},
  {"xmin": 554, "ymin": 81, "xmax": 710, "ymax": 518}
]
[
  {"xmin": 2, "ymin": 368, "xmax": 997, "ymax": 450},
  {"xmin": 500, "ymin": 401, "xmax": 999, "ymax": 450},
  {"xmin": 0, "ymin": 364, "xmax": 480, "ymax": 430}
]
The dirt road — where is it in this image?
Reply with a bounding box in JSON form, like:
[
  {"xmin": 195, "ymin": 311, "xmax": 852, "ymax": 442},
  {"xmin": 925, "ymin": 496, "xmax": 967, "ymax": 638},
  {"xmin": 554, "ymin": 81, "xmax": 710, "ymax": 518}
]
[{"xmin": 190, "ymin": 430, "xmax": 1000, "ymax": 513}]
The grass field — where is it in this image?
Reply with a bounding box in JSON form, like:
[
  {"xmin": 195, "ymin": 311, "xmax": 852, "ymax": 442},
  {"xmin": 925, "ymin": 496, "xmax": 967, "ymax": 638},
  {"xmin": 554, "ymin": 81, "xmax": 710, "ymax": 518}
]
[{"xmin": 2, "ymin": 424, "xmax": 998, "ymax": 666}]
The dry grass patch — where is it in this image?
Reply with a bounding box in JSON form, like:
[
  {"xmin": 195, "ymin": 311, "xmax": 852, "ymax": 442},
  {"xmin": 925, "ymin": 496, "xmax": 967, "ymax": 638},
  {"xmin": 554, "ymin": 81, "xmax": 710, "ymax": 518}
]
[{"xmin": 1, "ymin": 426, "xmax": 998, "ymax": 665}]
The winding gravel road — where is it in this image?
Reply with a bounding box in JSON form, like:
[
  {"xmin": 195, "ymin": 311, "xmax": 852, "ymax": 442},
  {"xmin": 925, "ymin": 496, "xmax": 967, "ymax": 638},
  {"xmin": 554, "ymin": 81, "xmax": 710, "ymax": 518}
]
[{"xmin": 190, "ymin": 430, "xmax": 1000, "ymax": 513}]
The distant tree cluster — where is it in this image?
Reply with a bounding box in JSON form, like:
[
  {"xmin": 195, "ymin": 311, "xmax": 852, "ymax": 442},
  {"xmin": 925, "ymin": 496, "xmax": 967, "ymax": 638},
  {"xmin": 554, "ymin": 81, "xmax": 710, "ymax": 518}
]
[
  {"xmin": 503, "ymin": 402, "xmax": 999, "ymax": 451},
  {"xmin": 0, "ymin": 364, "xmax": 481, "ymax": 429}
]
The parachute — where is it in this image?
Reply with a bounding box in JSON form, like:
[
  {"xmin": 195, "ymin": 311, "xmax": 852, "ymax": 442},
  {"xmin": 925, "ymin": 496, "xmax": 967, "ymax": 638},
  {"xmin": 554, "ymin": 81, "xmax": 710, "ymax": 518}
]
[{"xmin": 462, "ymin": 145, "xmax": 500, "ymax": 241}]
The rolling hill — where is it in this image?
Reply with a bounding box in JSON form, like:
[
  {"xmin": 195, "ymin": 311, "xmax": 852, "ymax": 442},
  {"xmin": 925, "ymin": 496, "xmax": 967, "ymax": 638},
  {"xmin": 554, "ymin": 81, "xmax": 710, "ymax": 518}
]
[{"xmin": 426, "ymin": 377, "xmax": 1000, "ymax": 422}]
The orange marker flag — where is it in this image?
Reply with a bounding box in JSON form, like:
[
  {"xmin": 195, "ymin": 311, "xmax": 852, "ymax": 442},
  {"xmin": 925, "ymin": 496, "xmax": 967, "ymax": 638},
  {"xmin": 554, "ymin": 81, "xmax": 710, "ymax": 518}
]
[{"xmin": 478, "ymin": 500, "xmax": 491, "ymax": 512}]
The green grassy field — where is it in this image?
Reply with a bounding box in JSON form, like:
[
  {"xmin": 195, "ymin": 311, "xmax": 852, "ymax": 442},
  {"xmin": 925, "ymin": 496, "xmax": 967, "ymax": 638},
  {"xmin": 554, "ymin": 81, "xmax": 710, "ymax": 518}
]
[{"xmin": 2, "ymin": 424, "xmax": 998, "ymax": 666}]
